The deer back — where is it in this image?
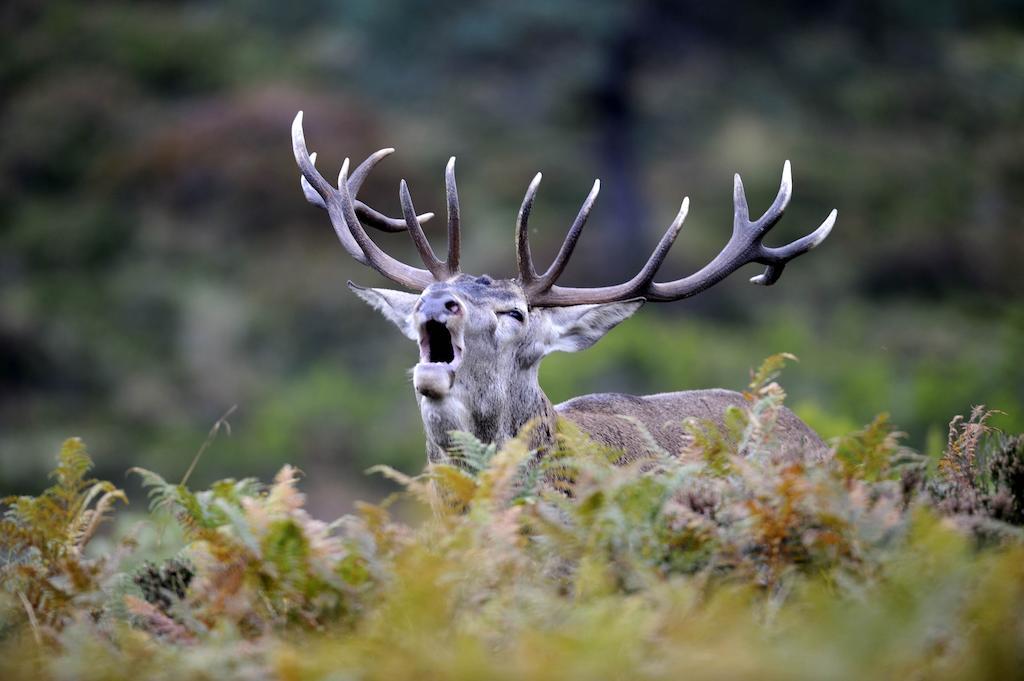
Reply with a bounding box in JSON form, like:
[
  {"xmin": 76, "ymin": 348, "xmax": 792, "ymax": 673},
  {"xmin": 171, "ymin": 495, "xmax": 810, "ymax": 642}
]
[{"xmin": 556, "ymin": 389, "xmax": 826, "ymax": 462}]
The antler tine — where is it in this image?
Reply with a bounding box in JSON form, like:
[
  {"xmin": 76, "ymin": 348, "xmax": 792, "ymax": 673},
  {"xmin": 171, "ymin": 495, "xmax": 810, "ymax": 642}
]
[
  {"xmin": 516, "ymin": 173, "xmax": 543, "ymax": 285},
  {"xmin": 356, "ymin": 203, "xmax": 425, "ymax": 233},
  {"xmin": 293, "ymin": 111, "xmax": 433, "ymax": 236},
  {"xmin": 300, "ymin": 153, "xmax": 326, "ymax": 207},
  {"xmin": 527, "ymin": 197, "xmax": 690, "ymax": 306},
  {"xmin": 445, "ymin": 157, "xmax": 461, "ymax": 274},
  {"xmin": 293, "ymin": 114, "xmax": 369, "ymax": 265},
  {"xmin": 531, "ymin": 179, "xmax": 600, "ymax": 293},
  {"xmin": 629, "ymin": 197, "xmax": 691, "ymax": 291},
  {"xmin": 336, "ymin": 159, "xmax": 436, "ymax": 289},
  {"xmin": 348, "ymin": 148, "xmax": 435, "ymax": 233},
  {"xmin": 751, "ymin": 208, "xmax": 836, "ymax": 285},
  {"xmin": 293, "ymin": 113, "xmax": 334, "ymax": 200},
  {"xmin": 399, "ymin": 179, "xmax": 449, "ymax": 280},
  {"xmin": 750, "ymin": 159, "xmax": 792, "ymax": 233},
  {"xmin": 348, "ymin": 147, "xmax": 393, "ymax": 194},
  {"xmin": 732, "ymin": 172, "xmax": 750, "ymax": 227}
]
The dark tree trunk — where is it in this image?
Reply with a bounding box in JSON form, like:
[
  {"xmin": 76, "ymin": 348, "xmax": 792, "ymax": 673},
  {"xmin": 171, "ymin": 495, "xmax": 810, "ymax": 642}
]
[{"xmin": 590, "ymin": 18, "xmax": 648, "ymax": 279}]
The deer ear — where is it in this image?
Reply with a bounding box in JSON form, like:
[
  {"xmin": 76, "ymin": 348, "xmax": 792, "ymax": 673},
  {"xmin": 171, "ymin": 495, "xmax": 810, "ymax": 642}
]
[
  {"xmin": 348, "ymin": 282, "xmax": 420, "ymax": 340},
  {"xmin": 533, "ymin": 299, "xmax": 644, "ymax": 355}
]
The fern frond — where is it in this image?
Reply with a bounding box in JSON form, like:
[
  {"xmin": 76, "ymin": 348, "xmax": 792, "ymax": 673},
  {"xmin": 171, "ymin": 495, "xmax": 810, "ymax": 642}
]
[
  {"xmin": 69, "ymin": 487, "xmax": 128, "ymax": 551},
  {"xmin": 427, "ymin": 464, "xmax": 479, "ymax": 512},
  {"xmin": 128, "ymin": 467, "xmax": 176, "ymax": 512},
  {"xmin": 748, "ymin": 353, "xmax": 798, "ymax": 394},
  {"xmin": 833, "ymin": 413, "xmax": 905, "ymax": 482},
  {"xmin": 446, "ymin": 431, "xmax": 498, "ymax": 473}
]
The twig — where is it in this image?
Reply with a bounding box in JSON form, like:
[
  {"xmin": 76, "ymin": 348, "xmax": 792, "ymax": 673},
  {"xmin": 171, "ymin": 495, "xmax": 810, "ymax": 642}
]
[
  {"xmin": 151, "ymin": 405, "xmax": 237, "ymax": 546},
  {"xmin": 180, "ymin": 405, "xmax": 237, "ymax": 487},
  {"xmin": 17, "ymin": 591, "xmax": 42, "ymax": 647}
]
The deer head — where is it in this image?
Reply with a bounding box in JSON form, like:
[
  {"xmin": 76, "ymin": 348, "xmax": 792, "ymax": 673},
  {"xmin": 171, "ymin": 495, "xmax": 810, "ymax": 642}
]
[{"xmin": 291, "ymin": 112, "xmax": 836, "ymax": 461}]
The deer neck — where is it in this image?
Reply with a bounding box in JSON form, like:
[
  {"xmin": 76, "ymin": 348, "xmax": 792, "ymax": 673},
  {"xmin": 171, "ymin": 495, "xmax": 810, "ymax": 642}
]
[{"xmin": 418, "ymin": 363, "xmax": 556, "ymax": 463}]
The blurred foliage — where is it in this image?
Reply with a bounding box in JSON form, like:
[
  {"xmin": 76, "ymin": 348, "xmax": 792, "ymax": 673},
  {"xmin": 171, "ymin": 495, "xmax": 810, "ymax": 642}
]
[
  {"xmin": 0, "ymin": 438, "xmax": 126, "ymax": 640},
  {"xmin": 2, "ymin": 0, "xmax": 1024, "ymax": 513},
  {"xmin": 2, "ymin": 364, "xmax": 1024, "ymax": 679}
]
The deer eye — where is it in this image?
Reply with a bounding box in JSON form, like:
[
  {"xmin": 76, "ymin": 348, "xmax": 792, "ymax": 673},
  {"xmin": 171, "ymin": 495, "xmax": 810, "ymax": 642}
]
[{"xmin": 499, "ymin": 309, "xmax": 525, "ymax": 322}]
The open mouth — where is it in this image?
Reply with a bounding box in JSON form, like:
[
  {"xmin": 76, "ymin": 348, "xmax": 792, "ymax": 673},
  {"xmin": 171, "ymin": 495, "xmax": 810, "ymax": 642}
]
[{"xmin": 418, "ymin": 319, "xmax": 463, "ymax": 368}]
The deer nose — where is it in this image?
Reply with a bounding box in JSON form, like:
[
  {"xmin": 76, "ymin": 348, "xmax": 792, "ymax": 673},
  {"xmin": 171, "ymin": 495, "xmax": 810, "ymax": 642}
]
[{"xmin": 418, "ymin": 292, "xmax": 463, "ymax": 320}]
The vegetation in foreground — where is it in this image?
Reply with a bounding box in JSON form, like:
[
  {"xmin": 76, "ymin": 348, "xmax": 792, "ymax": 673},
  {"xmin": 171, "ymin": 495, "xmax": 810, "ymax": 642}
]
[{"xmin": 2, "ymin": 357, "xmax": 1023, "ymax": 680}]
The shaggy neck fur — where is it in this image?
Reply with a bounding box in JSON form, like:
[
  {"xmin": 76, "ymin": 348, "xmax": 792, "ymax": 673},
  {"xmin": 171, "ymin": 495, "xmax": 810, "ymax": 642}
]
[{"xmin": 417, "ymin": 361, "xmax": 556, "ymax": 463}]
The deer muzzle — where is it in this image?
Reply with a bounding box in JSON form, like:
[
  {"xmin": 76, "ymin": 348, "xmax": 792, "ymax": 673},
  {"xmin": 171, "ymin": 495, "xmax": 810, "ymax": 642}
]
[{"xmin": 413, "ymin": 292, "xmax": 465, "ymax": 400}]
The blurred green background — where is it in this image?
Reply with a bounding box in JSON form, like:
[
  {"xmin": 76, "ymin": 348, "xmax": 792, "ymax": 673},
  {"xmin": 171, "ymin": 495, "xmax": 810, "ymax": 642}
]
[{"xmin": 2, "ymin": 0, "xmax": 1023, "ymax": 516}]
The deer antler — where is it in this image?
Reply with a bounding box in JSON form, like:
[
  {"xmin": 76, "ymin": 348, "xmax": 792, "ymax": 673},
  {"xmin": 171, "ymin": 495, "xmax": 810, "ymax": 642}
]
[
  {"xmin": 294, "ymin": 111, "xmax": 832, "ymax": 301},
  {"xmin": 292, "ymin": 112, "xmax": 461, "ymax": 289},
  {"xmin": 517, "ymin": 161, "xmax": 836, "ymax": 306}
]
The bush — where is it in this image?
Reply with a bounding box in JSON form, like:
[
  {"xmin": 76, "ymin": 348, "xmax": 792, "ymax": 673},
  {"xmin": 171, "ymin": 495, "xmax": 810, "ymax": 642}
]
[{"xmin": 1, "ymin": 358, "xmax": 1022, "ymax": 680}]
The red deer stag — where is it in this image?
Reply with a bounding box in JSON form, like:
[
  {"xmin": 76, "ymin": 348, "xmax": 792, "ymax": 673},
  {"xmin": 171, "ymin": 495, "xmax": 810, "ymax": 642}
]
[{"xmin": 292, "ymin": 112, "xmax": 836, "ymax": 463}]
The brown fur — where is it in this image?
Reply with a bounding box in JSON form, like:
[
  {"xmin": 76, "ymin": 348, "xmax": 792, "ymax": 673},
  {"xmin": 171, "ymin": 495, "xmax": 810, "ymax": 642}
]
[{"xmin": 557, "ymin": 389, "xmax": 826, "ymax": 461}]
